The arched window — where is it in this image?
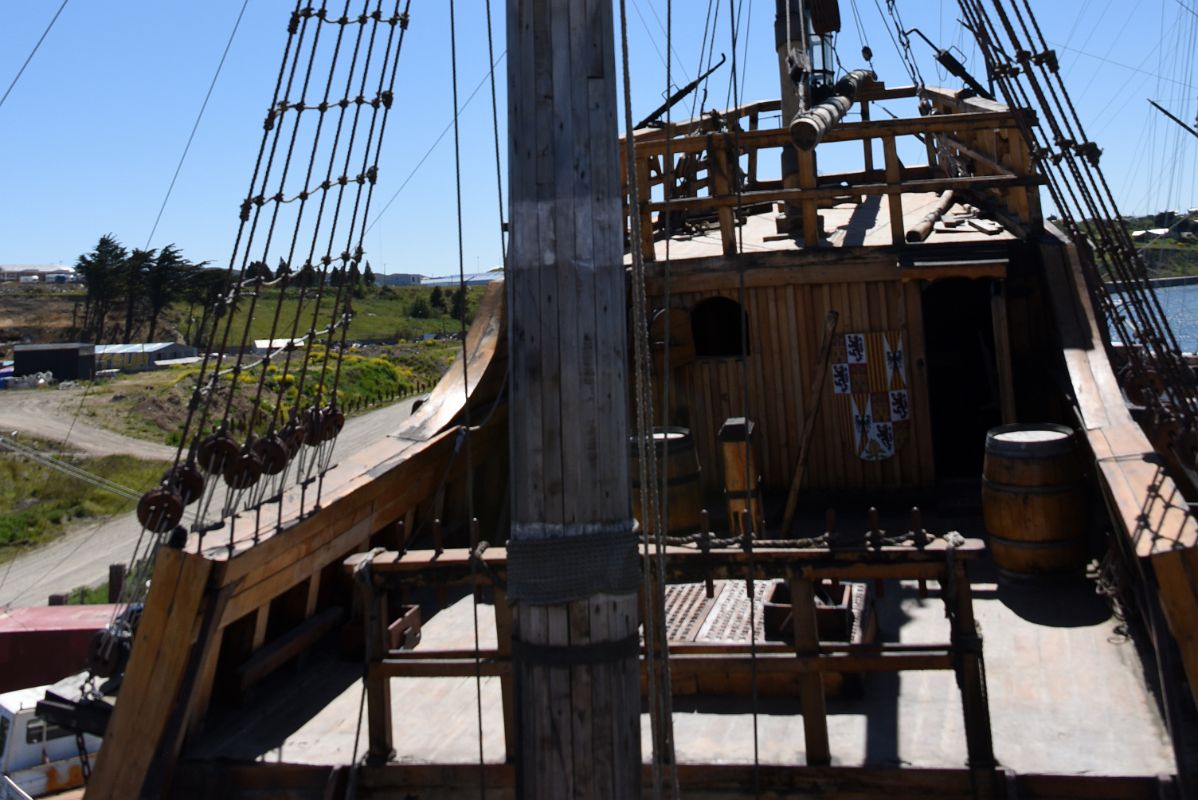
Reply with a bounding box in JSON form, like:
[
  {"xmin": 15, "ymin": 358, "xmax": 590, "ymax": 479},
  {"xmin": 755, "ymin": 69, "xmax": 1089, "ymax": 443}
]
[{"xmin": 690, "ymin": 297, "xmax": 749, "ymax": 358}]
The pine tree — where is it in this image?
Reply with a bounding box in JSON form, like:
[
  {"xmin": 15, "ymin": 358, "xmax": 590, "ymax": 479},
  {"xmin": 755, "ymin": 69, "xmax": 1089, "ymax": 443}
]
[
  {"xmin": 429, "ymin": 285, "xmax": 446, "ymax": 311},
  {"xmin": 450, "ymin": 286, "xmax": 467, "ymax": 321},
  {"xmin": 75, "ymin": 235, "xmax": 128, "ymax": 343},
  {"xmin": 363, "ymin": 261, "xmax": 376, "ymax": 287}
]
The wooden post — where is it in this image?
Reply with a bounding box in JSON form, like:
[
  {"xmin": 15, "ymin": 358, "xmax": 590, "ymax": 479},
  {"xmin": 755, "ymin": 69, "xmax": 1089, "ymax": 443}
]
[
  {"xmin": 711, "ymin": 137, "xmax": 738, "ymax": 256},
  {"xmin": 950, "ymin": 558, "xmax": 996, "ymax": 798},
  {"xmin": 507, "ymin": 1, "xmax": 642, "ymax": 797},
  {"xmin": 860, "ymin": 99, "xmax": 875, "ymax": 172},
  {"xmin": 883, "ymin": 135, "xmax": 905, "ymax": 246},
  {"xmin": 719, "ymin": 417, "xmax": 765, "ymax": 537},
  {"xmin": 364, "ymin": 575, "xmax": 393, "ymax": 764},
  {"xmin": 797, "ymin": 149, "xmax": 820, "ymax": 246},
  {"xmin": 789, "ymin": 573, "xmax": 831, "ymax": 766},
  {"xmin": 108, "ymin": 563, "xmax": 126, "ymax": 603},
  {"xmin": 990, "ymin": 279, "xmax": 1017, "ymax": 424}
]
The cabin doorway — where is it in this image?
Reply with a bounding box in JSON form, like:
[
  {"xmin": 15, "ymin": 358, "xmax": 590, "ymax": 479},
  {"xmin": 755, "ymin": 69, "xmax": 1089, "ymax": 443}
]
[{"xmin": 921, "ymin": 278, "xmax": 1003, "ymax": 477}]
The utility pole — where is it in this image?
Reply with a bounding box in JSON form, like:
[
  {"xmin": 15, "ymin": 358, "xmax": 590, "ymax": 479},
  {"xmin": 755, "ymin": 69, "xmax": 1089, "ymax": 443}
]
[{"xmin": 505, "ymin": 1, "xmax": 642, "ymax": 798}]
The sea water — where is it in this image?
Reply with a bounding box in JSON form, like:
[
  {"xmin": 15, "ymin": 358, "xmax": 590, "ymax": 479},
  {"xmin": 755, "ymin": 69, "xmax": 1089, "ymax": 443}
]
[{"xmin": 1112, "ymin": 283, "xmax": 1198, "ymax": 352}]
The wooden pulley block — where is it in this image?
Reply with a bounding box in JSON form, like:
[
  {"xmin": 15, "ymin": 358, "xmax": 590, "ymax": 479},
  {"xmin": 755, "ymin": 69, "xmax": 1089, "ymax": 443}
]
[
  {"xmin": 1176, "ymin": 426, "xmax": 1198, "ymax": 467},
  {"xmin": 164, "ymin": 463, "xmax": 205, "ymax": 506},
  {"xmin": 223, "ymin": 448, "xmax": 265, "ymax": 490},
  {"xmin": 322, "ymin": 406, "xmax": 345, "ymax": 442},
  {"xmin": 1124, "ymin": 375, "xmax": 1152, "ymax": 407},
  {"xmin": 303, "ymin": 406, "xmax": 325, "ymax": 447},
  {"xmin": 86, "ymin": 629, "xmax": 129, "ymax": 679},
  {"xmin": 281, "ymin": 420, "xmax": 306, "ymax": 452},
  {"xmin": 197, "ymin": 430, "xmax": 240, "ymax": 474},
  {"xmin": 253, "ymin": 433, "xmax": 290, "ymax": 475},
  {"xmin": 137, "ymin": 486, "xmax": 184, "ymax": 533}
]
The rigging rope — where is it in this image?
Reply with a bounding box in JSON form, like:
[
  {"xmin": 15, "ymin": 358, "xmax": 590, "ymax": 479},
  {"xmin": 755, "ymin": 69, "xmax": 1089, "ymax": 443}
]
[
  {"xmin": 0, "ymin": 0, "xmax": 70, "ymax": 112},
  {"xmin": 446, "ymin": 0, "xmax": 486, "ymax": 791},
  {"xmin": 723, "ymin": 0, "xmax": 762, "ymax": 792},
  {"xmin": 115, "ymin": 1, "xmax": 412, "ymax": 629},
  {"xmin": 957, "ymin": 0, "xmax": 1198, "ymax": 469},
  {"xmin": 145, "ymin": 0, "xmax": 250, "ymax": 249}
]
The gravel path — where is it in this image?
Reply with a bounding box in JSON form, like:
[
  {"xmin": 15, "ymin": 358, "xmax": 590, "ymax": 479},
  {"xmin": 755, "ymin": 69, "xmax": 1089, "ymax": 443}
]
[
  {"xmin": 0, "ymin": 395, "xmax": 424, "ymax": 608},
  {"xmin": 0, "ymin": 387, "xmax": 176, "ymax": 461}
]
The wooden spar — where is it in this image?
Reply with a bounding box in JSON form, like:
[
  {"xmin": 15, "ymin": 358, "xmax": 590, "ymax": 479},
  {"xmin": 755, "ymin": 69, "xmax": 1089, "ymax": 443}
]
[
  {"xmin": 506, "ymin": 1, "xmax": 641, "ymax": 798},
  {"xmin": 781, "ymin": 311, "xmax": 839, "ymax": 534},
  {"xmin": 790, "ymin": 69, "xmax": 876, "ymax": 151},
  {"xmin": 906, "ymin": 191, "xmax": 955, "ymax": 243}
]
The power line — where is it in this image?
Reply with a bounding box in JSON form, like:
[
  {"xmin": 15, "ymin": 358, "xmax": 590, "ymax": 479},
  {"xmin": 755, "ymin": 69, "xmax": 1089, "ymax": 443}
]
[
  {"xmin": 145, "ymin": 0, "xmax": 251, "ymax": 248},
  {"xmin": 0, "ymin": 0, "xmax": 71, "ymax": 112}
]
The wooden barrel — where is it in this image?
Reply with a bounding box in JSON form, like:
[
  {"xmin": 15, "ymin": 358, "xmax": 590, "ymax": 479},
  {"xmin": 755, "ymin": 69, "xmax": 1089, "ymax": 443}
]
[
  {"xmin": 631, "ymin": 427, "xmax": 703, "ymax": 536},
  {"xmin": 982, "ymin": 424, "xmax": 1087, "ymax": 576}
]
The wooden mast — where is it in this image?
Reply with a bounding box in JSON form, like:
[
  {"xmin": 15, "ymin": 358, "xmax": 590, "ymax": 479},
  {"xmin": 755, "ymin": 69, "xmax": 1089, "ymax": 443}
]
[{"xmin": 505, "ymin": 0, "xmax": 642, "ymax": 798}]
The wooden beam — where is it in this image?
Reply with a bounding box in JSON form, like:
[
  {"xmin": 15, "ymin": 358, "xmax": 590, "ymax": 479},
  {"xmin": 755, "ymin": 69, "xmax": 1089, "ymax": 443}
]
[
  {"xmin": 642, "ymin": 172, "xmax": 1036, "ymax": 215},
  {"xmin": 990, "ymin": 279, "xmax": 1017, "ymax": 423},
  {"xmin": 790, "ymin": 576, "xmax": 831, "ymax": 765},
  {"xmin": 632, "ymin": 110, "xmax": 1031, "ymax": 158},
  {"xmin": 235, "ymin": 607, "xmax": 344, "ymax": 692},
  {"xmin": 363, "ymin": 577, "xmax": 393, "ymax": 763},
  {"xmin": 169, "ymin": 761, "xmax": 1173, "ymax": 800},
  {"xmin": 506, "ymin": 1, "xmax": 641, "ymax": 796},
  {"xmin": 85, "ymin": 548, "xmax": 215, "ymax": 798},
  {"xmin": 883, "ymin": 136, "xmax": 905, "ymax": 246}
]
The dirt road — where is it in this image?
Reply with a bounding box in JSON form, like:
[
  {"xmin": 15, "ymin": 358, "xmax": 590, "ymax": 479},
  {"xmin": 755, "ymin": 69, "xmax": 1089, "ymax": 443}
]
[
  {"xmin": 0, "ymin": 387, "xmax": 176, "ymax": 461},
  {"xmin": 0, "ymin": 395, "xmax": 424, "ymax": 608}
]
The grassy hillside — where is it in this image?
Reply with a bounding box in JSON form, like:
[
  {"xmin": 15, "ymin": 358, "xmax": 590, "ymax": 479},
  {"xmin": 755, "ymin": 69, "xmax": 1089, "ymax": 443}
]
[
  {"xmin": 0, "ymin": 282, "xmax": 492, "ymax": 358},
  {"xmin": 0, "ymin": 441, "xmax": 167, "ymax": 563},
  {"xmin": 82, "ymin": 340, "xmax": 459, "ymax": 445},
  {"xmin": 188, "ymin": 284, "xmax": 489, "ymax": 344}
]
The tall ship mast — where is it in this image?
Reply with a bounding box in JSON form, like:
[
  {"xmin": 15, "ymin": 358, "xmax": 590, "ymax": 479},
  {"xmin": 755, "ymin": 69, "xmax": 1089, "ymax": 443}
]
[{"xmin": 20, "ymin": 1, "xmax": 1198, "ymax": 798}]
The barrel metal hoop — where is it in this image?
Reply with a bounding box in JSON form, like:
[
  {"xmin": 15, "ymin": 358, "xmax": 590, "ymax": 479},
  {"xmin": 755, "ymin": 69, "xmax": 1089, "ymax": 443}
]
[
  {"xmin": 987, "ymin": 532, "xmax": 1082, "ymax": 549},
  {"xmin": 981, "ymin": 477, "xmax": 1083, "ymax": 496}
]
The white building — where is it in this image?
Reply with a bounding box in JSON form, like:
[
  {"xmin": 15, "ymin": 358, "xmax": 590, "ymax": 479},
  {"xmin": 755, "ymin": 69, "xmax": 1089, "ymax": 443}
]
[
  {"xmin": 95, "ymin": 342, "xmax": 198, "ymax": 372},
  {"xmin": 0, "ymin": 264, "xmax": 75, "ymax": 283}
]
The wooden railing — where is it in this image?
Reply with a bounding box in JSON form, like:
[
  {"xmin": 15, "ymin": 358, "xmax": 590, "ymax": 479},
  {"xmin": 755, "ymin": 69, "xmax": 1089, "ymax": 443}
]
[{"xmin": 620, "ymin": 85, "xmax": 1041, "ymax": 260}]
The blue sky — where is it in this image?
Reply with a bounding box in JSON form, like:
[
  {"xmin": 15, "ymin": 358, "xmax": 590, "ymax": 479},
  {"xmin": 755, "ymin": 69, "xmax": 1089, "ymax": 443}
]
[{"xmin": 0, "ymin": 1, "xmax": 1194, "ymax": 277}]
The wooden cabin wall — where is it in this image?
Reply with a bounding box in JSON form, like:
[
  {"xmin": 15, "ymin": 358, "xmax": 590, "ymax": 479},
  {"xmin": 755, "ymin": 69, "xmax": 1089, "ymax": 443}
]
[{"xmin": 647, "ymin": 273, "xmax": 935, "ymax": 497}]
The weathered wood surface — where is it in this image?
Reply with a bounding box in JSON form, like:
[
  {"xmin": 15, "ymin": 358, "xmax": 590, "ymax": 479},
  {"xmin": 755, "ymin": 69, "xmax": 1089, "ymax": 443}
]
[
  {"xmin": 85, "ymin": 283, "xmax": 510, "ymax": 799},
  {"xmin": 86, "ymin": 548, "xmax": 214, "ymax": 798},
  {"xmin": 506, "ymin": 0, "xmax": 640, "ymax": 796},
  {"xmin": 168, "ymin": 761, "xmax": 1177, "ymax": 799},
  {"xmin": 645, "ymin": 274, "xmax": 934, "ymax": 494},
  {"xmin": 1039, "ymin": 225, "xmax": 1198, "ymax": 712}
]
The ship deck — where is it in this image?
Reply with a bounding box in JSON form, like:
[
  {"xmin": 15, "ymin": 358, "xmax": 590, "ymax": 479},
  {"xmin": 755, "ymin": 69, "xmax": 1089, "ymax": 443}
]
[
  {"xmin": 187, "ymin": 504, "xmax": 1173, "ymax": 778},
  {"xmin": 626, "ymin": 192, "xmax": 1016, "ymax": 266}
]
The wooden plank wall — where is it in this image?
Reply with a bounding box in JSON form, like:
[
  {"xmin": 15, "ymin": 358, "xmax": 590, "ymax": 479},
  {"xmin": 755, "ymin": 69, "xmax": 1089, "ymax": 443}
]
[{"xmin": 650, "ymin": 273, "xmax": 934, "ymax": 495}]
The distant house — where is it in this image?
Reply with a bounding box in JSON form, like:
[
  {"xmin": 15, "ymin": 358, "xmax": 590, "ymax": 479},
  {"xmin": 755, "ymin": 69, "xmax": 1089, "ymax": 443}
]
[
  {"xmin": 0, "ymin": 265, "xmax": 75, "ymax": 283},
  {"xmin": 379, "ymin": 273, "xmax": 423, "ymax": 286},
  {"xmin": 253, "ymin": 338, "xmax": 307, "ymax": 355},
  {"xmin": 95, "ymin": 342, "xmax": 198, "ymax": 372},
  {"xmin": 1132, "ymin": 229, "xmax": 1172, "ymax": 242},
  {"xmin": 13, "ymin": 343, "xmax": 95, "ymax": 381},
  {"xmin": 422, "ymin": 269, "xmax": 503, "ymax": 287}
]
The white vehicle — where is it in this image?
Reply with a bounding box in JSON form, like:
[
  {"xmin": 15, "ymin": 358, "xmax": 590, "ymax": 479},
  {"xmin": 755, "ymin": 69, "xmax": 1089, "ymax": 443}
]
[{"xmin": 0, "ymin": 683, "xmax": 100, "ymax": 799}]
